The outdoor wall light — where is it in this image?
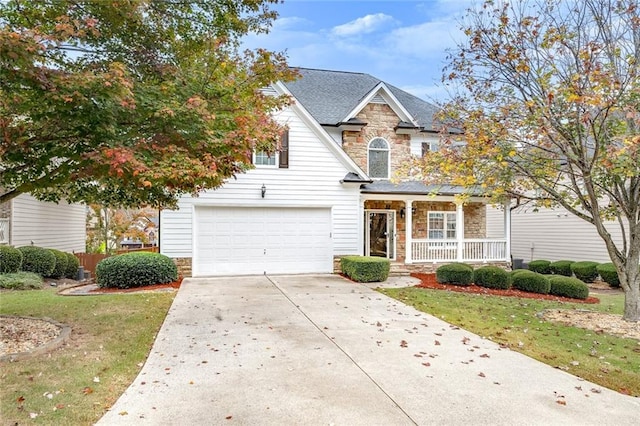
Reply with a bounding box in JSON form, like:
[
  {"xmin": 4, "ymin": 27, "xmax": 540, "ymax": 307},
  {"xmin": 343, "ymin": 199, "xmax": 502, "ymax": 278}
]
[
  {"xmin": 400, "ymin": 207, "xmax": 416, "ymax": 218},
  {"xmin": 261, "ymin": 184, "xmax": 267, "ymax": 198}
]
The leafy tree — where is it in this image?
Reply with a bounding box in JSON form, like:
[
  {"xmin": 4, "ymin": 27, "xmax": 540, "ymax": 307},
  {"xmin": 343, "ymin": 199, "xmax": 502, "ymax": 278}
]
[
  {"xmin": 0, "ymin": 0, "xmax": 294, "ymax": 208},
  {"xmin": 86, "ymin": 205, "xmax": 156, "ymax": 254},
  {"xmin": 416, "ymin": 0, "xmax": 640, "ymax": 321}
]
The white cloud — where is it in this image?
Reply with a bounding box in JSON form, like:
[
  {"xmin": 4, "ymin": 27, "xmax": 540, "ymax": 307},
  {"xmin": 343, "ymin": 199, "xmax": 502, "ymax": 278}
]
[{"xmin": 331, "ymin": 13, "xmax": 395, "ymax": 37}]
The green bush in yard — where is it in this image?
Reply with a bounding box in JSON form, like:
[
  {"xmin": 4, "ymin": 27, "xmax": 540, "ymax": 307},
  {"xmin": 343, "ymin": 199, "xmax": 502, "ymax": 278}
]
[
  {"xmin": 473, "ymin": 266, "xmax": 510, "ymax": 289},
  {"xmin": 0, "ymin": 272, "xmax": 43, "ymax": 290},
  {"xmin": 0, "ymin": 245, "xmax": 23, "ymax": 273},
  {"xmin": 528, "ymin": 260, "xmax": 551, "ymax": 274},
  {"xmin": 47, "ymin": 249, "xmax": 68, "ymax": 279},
  {"xmin": 436, "ymin": 263, "xmax": 474, "ymax": 286},
  {"xmin": 548, "ymin": 276, "xmax": 589, "ymax": 299},
  {"xmin": 596, "ymin": 263, "xmax": 620, "ymax": 288},
  {"xmin": 549, "ymin": 260, "xmax": 574, "ymax": 277},
  {"xmin": 570, "ymin": 261, "xmax": 599, "ymax": 283},
  {"xmin": 17, "ymin": 246, "xmax": 56, "ymax": 276},
  {"xmin": 511, "ymin": 270, "xmax": 550, "ymax": 294},
  {"xmin": 340, "ymin": 256, "xmax": 390, "ymax": 283},
  {"xmin": 65, "ymin": 252, "xmax": 81, "ymax": 279},
  {"xmin": 96, "ymin": 252, "xmax": 178, "ymax": 289}
]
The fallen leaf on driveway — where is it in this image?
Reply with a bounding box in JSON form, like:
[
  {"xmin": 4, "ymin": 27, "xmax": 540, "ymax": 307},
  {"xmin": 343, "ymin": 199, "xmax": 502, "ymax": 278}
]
[
  {"xmin": 118, "ymin": 411, "xmax": 128, "ymax": 416},
  {"xmin": 422, "ymin": 362, "xmax": 431, "ymax": 367},
  {"xmin": 400, "ymin": 340, "xmax": 408, "ymax": 348},
  {"xmin": 556, "ymin": 400, "xmax": 566, "ymax": 406},
  {"xmin": 478, "ymin": 372, "xmax": 486, "ymax": 378},
  {"xmin": 480, "ymin": 353, "xmax": 490, "ymax": 358},
  {"xmin": 434, "ymin": 340, "xmax": 441, "ymax": 346}
]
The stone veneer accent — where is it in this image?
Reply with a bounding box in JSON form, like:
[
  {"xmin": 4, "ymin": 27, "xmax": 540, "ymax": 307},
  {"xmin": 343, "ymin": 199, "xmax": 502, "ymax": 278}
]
[
  {"xmin": 342, "ymin": 103, "xmax": 413, "ymax": 176},
  {"xmin": 173, "ymin": 257, "xmax": 192, "ymax": 278}
]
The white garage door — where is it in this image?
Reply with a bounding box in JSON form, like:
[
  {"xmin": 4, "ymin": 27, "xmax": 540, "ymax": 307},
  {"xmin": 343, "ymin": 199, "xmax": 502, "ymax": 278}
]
[{"xmin": 194, "ymin": 207, "xmax": 333, "ymax": 276}]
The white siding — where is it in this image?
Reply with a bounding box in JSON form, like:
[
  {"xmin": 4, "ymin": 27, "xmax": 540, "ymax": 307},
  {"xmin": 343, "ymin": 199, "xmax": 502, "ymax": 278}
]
[
  {"xmin": 161, "ymin": 107, "xmax": 362, "ymax": 259},
  {"xmin": 487, "ymin": 205, "xmax": 624, "ymax": 263},
  {"xmin": 410, "ymin": 134, "xmax": 440, "ymax": 157},
  {"xmin": 11, "ymin": 194, "xmax": 86, "ymax": 252}
]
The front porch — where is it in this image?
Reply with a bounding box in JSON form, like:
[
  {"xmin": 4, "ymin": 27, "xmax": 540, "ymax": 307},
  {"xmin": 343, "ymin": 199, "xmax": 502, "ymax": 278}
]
[{"xmin": 362, "ymin": 192, "xmax": 511, "ymax": 270}]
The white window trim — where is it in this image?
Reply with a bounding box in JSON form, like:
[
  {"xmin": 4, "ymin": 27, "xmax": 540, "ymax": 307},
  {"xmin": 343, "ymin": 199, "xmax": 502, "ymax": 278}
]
[
  {"xmin": 427, "ymin": 211, "xmax": 457, "ymax": 240},
  {"xmin": 367, "ymin": 137, "xmax": 390, "ymax": 179},
  {"xmin": 253, "ymin": 151, "xmax": 278, "ymax": 168}
]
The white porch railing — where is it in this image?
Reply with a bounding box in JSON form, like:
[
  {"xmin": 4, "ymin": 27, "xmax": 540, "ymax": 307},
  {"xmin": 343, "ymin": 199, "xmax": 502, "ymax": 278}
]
[
  {"xmin": 412, "ymin": 239, "xmax": 508, "ymax": 263},
  {"xmin": 0, "ymin": 218, "xmax": 9, "ymax": 244}
]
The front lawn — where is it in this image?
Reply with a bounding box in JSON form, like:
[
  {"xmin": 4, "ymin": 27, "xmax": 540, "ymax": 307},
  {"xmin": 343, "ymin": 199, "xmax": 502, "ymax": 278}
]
[
  {"xmin": 379, "ymin": 287, "xmax": 640, "ymax": 396},
  {"xmin": 0, "ymin": 287, "xmax": 175, "ymax": 425}
]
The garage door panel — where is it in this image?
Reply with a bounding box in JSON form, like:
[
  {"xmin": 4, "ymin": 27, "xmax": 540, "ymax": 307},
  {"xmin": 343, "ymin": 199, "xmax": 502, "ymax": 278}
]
[{"xmin": 194, "ymin": 207, "xmax": 332, "ymax": 276}]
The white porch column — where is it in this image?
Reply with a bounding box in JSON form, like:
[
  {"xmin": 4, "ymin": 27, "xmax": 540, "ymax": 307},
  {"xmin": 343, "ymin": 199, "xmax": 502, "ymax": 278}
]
[
  {"xmin": 405, "ymin": 199, "xmax": 413, "ymax": 264},
  {"xmin": 456, "ymin": 202, "xmax": 465, "ymax": 261},
  {"xmin": 504, "ymin": 200, "xmax": 511, "ymax": 262}
]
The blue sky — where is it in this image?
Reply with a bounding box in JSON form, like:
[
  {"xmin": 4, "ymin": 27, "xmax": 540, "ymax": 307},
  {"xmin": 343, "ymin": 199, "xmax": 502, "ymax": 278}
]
[{"xmin": 244, "ymin": 0, "xmax": 475, "ymax": 103}]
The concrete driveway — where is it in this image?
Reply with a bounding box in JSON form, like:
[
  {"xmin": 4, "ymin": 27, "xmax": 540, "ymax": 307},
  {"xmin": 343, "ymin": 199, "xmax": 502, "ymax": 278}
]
[{"xmin": 98, "ymin": 275, "xmax": 639, "ymax": 425}]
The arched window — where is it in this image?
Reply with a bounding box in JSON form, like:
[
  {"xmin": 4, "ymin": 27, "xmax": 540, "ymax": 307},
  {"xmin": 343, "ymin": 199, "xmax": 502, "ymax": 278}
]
[{"xmin": 368, "ymin": 138, "xmax": 390, "ymax": 179}]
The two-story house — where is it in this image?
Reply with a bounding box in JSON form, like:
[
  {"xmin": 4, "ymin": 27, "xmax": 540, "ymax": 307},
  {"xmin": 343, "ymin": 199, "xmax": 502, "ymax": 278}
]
[{"xmin": 160, "ymin": 68, "xmax": 511, "ymax": 277}]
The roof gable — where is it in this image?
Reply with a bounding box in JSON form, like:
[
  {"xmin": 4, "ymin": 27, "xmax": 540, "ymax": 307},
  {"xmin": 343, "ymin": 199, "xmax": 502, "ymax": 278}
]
[
  {"xmin": 272, "ymin": 81, "xmax": 368, "ymax": 179},
  {"xmin": 283, "ymin": 68, "xmax": 440, "ymax": 131}
]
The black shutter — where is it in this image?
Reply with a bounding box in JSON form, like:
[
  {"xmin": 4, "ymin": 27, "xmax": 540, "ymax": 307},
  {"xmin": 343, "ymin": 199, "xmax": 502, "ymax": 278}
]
[{"xmin": 279, "ymin": 129, "xmax": 289, "ymax": 168}]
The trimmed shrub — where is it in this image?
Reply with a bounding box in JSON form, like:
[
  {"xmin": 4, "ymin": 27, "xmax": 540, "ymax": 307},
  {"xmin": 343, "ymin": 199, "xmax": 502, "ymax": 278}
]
[
  {"xmin": 511, "ymin": 271, "xmax": 550, "ymax": 294},
  {"xmin": 340, "ymin": 256, "xmax": 390, "ymax": 283},
  {"xmin": 548, "ymin": 276, "xmax": 589, "ymax": 300},
  {"xmin": 570, "ymin": 261, "xmax": 599, "ymax": 283},
  {"xmin": 596, "ymin": 263, "xmax": 620, "ymax": 288},
  {"xmin": 436, "ymin": 263, "xmax": 474, "ymax": 286},
  {"xmin": 549, "ymin": 260, "xmax": 574, "ymax": 277},
  {"xmin": 64, "ymin": 252, "xmax": 81, "ymax": 279},
  {"xmin": 473, "ymin": 266, "xmax": 510, "ymax": 289},
  {"xmin": 47, "ymin": 249, "xmax": 68, "ymax": 279},
  {"xmin": 18, "ymin": 246, "xmax": 56, "ymax": 277},
  {"xmin": 0, "ymin": 271, "xmax": 44, "ymax": 290},
  {"xmin": 96, "ymin": 252, "xmax": 178, "ymax": 289},
  {"xmin": 0, "ymin": 245, "xmax": 23, "ymax": 273},
  {"xmin": 528, "ymin": 260, "xmax": 551, "ymax": 274}
]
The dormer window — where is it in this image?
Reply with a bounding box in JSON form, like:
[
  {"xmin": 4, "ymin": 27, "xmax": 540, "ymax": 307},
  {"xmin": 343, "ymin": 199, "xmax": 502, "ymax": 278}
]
[{"xmin": 368, "ymin": 137, "xmax": 390, "ymax": 179}]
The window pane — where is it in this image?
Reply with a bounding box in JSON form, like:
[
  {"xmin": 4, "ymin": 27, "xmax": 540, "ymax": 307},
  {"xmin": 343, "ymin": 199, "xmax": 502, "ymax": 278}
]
[
  {"xmin": 369, "ymin": 150, "xmax": 388, "ymax": 178},
  {"xmin": 369, "ymin": 138, "xmax": 389, "ymax": 149},
  {"xmin": 446, "ymin": 213, "xmax": 457, "ymax": 239},
  {"xmin": 255, "ymin": 151, "xmax": 275, "ymax": 166},
  {"xmin": 428, "ymin": 213, "xmax": 444, "ymax": 239}
]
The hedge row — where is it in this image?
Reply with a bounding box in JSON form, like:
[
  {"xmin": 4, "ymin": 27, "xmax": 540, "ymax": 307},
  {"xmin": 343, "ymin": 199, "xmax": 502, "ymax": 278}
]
[
  {"xmin": 528, "ymin": 259, "xmax": 631, "ymax": 288},
  {"xmin": 435, "ymin": 263, "xmax": 589, "ymax": 299},
  {"xmin": 340, "ymin": 256, "xmax": 390, "ymax": 283},
  {"xmin": 0, "ymin": 245, "xmax": 80, "ymax": 279}
]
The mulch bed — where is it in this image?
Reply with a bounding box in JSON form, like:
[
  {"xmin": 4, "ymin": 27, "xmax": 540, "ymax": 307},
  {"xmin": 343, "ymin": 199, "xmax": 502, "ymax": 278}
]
[
  {"xmin": 89, "ymin": 277, "xmax": 183, "ymax": 293},
  {"xmin": 411, "ymin": 273, "xmax": 600, "ymax": 304}
]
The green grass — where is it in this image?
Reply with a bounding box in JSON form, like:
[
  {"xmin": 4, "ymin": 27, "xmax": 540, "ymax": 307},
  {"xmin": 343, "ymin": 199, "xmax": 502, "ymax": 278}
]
[
  {"xmin": 0, "ymin": 287, "xmax": 175, "ymax": 425},
  {"xmin": 379, "ymin": 287, "xmax": 640, "ymax": 396}
]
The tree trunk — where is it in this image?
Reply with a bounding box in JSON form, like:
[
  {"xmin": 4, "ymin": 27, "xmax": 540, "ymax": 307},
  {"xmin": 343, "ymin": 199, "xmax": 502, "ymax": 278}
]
[
  {"xmin": 618, "ymin": 257, "xmax": 640, "ymax": 322},
  {"xmin": 623, "ymin": 283, "xmax": 639, "ymax": 322}
]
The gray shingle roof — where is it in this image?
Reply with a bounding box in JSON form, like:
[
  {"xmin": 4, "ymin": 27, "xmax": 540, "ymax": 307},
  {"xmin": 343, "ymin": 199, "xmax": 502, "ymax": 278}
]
[
  {"xmin": 361, "ymin": 180, "xmax": 486, "ymax": 197},
  {"xmin": 283, "ymin": 68, "xmax": 439, "ymax": 130}
]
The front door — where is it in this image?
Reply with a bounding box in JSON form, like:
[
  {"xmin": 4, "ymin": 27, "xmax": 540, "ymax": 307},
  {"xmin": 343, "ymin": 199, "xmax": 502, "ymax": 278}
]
[{"xmin": 365, "ymin": 210, "xmax": 396, "ymax": 260}]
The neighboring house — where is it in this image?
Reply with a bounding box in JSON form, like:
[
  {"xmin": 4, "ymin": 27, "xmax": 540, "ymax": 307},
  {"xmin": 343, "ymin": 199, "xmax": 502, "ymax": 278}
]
[
  {"xmin": 487, "ymin": 205, "xmax": 623, "ymax": 264},
  {"xmin": 0, "ymin": 193, "xmax": 86, "ymax": 252},
  {"xmin": 161, "ymin": 68, "xmax": 511, "ymax": 277}
]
